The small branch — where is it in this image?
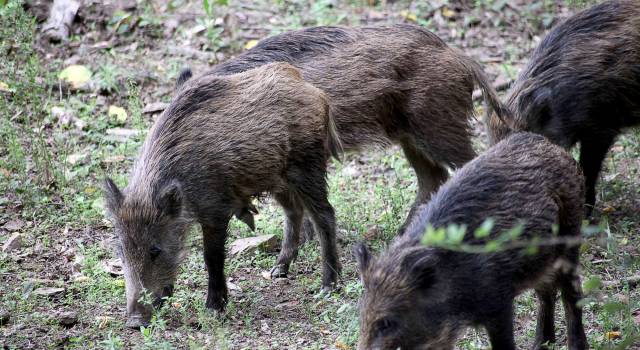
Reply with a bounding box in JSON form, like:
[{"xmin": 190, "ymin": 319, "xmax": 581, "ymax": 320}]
[{"xmin": 602, "ymin": 275, "xmax": 640, "ymax": 289}]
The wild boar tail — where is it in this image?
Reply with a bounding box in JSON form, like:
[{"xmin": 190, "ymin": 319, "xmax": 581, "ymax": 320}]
[
  {"xmin": 460, "ymin": 54, "xmax": 513, "ymax": 125},
  {"xmin": 326, "ymin": 104, "xmax": 344, "ymax": 162}
]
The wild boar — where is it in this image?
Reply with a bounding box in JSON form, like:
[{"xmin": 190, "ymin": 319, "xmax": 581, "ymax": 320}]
[
  {"xmin": 355, "ymin": 132, "xmax": 587, "ymax": 350},
  {"xmin": 486, "ymin": 0, "xmax": 640, "ymax": 214},
  {"xmin": 103, "ymin": 62, "xmax": 342, "ymax": 327},
  {"xmin": 205, "ymin": 23, "xmax": 511, "ymax": 235}
]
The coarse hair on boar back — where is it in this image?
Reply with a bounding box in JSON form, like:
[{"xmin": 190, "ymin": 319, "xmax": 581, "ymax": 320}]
[
  {"xmin": 355, "ymin": 132, "xmax": 588, "ymax": 350},
  {"xmin": 204, "ymin": 23, "xmax": 511, "ymax": 235},
  {"xmin": 103, "ymin": 62, "xmax": 343, "ymax": 328},
  {"xmin": 486, "ymin": 0, "xmax": 640, "ymax": 214}
]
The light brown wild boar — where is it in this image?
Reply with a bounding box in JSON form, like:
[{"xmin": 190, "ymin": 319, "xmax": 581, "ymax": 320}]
[
  {"xmin": 103, "ymin": 63, "xmax": 342, "ymax": 327},
  {"xmin": 204, "ymin": 24, "xmax": 511, "ymax": 240}
]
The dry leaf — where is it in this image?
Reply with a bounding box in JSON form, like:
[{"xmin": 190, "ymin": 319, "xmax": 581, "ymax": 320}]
[
  {"xmin": 441, "ymin": 6, "xmax": 456, "ymax": 19},
  {"xmin": 399, "ymin": 10, "xmax": 417, "ymax": 22},
  {"xmin": 605, "ymin": 331, "xmax": 621, "ymax": 340},
  {"xmin": 244, "ymin": 39, "xmax": 259, "ymax": 50},
  {"xmin": 108, "ymin": 105, "xmax": 128, "ymax": 124},
  {"xmin": 0, "ymin": 81, "xmax": 14, "ymax": 93},
  {"xmin": 335, "ymin": 340, "xmax": 350, "ymax": 350},
  {"xmin": 58, "ymin": 65, "xmax": 92, "ymax": 89}
]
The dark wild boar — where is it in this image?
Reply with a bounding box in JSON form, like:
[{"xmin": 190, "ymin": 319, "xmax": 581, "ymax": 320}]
[
  {"xmin": 205, "ymin": 24, "xmax": 511, "ymax": 235},
  {"xmin": 486, "ymin": 0, "xmax": 640, "ymax": 214},
  {"xmin": 355, "ymin": 132, "xmax": 587, "ymax": 350},
  {"xmin": 103, "ymin": 62, "xmax": 342, "ymax": 327}
]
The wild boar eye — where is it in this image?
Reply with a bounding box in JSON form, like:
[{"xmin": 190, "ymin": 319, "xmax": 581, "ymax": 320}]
[
  {"xmin": 149, "ymin": 246, "xmax": 162, "ymax": 259},
  {"xmin": 373, "ymin": 317, "xmax": 397, "ymax": 337}
]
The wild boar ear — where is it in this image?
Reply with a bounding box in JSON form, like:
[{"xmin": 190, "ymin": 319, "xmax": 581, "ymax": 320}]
[
  {"xmin": 529, "ymin": 87, "xmax": 553, "ymax": 128},
  {"xmin": 103, "ymin": 178, "xmax": 123, "ymax": 213},
  {"xmin": 353, "ymin": 242, "xmax": 374, "ymax": 277},
  {"xmin": 176, "ymin": 68, "xmax": 193, "ymax": 89},
  {"xmin": 404, "ymin": 251, "xmax": 437, "ymax": 290},
  {"xmin": 157, "ymin": 180, "xmax": 184, "ymax": 218}
]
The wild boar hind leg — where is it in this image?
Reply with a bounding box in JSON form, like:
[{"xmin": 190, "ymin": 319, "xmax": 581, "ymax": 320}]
[
  {"xmin": 270, "ymin": 191, "xmax": 305, "ymax": 279},
  {"xmin": 397, "ymin": 141, "xmax": 449, "ymax": 235}
]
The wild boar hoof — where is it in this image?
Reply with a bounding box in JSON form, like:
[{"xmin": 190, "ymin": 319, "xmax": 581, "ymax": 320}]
[
  {"xmin": 320, "ymin": 283, "xmax": 337, "ymax": 294},
  {"xmin": 205, "ymin": 292, "xmax": 227, "ymax": 313},
  {"xmin": 125, "ymin": 315, "xmax": 149, "ymax": 329},
  {"xmin": 269, "ymin": 264, "xmax": 288, "ymax": 279}
]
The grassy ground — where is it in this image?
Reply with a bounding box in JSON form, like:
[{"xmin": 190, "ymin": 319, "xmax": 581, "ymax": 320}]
[{"xmin": 1, "ymin": 0, "xmax": 639, "ymax": 349}]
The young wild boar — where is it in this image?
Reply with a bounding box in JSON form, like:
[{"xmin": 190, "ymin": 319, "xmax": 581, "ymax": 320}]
[
  {"xmin": 204, "ymin": 24, "xmax": 511, "ymax": 236},
  {"xmin": 486, "ymin": 0, "xmax": 640, "ymax": 214},
  {"xmin": 355, "ymin": 132, "xmax": 587, "ymax": 350},
  {"xmin": 103, "ymin": 62, "xmax": 342, "ymax": 327}
]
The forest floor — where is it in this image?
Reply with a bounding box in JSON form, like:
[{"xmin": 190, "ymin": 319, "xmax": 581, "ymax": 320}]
[{"xmin": 1, "ymin": 0, "xmax": 639, "ymax": 349}]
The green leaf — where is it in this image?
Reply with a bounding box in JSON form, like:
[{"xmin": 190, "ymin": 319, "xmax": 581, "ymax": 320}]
[
  {"xmin": 421, "ymin": 225, "xmax": 446, "ymax": 246},
  {"xmin": 447, "ymin": 224, "xmax": 466, "ymax": 245},
  {"xmin": 505, "ymin": 222, "xmax": 525, "ymax": 239},
  {"xmin": 203, "ymin": 0, "xmax": 211, "ymax": 16},
  {"xmin": 583, "ymin": 276, "xmax": 602, "ymax": 294},
  {"xmin": 602, "ymin": 301, "xmax": 626, "ymax": 314},
  {"xmin": 474, "ymin": 218, "xmax": 494, "ymax": 239}
]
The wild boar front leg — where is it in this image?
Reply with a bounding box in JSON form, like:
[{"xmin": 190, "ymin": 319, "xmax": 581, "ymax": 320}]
[
  {"xmin": 485, "ymin": 304, "xmax": 517, "ymax": 350},
  {"xmin": 202, "ymin": 219, "xmax": 229, "ymax": 312},
  {"xmin": 560, "ymin": 247, "xmax": 588, "ymax": 350},
  {"xmin": 270, "ymin": 191, "xmax": 305, "ymax": 279}
]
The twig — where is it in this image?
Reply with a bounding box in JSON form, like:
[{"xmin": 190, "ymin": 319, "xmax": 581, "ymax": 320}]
[{"xmin": 602, "ymin": 274, "xmax": 640, "ymax": 289}]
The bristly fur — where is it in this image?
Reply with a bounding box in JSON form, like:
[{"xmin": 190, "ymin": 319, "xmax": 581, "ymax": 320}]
[
  {"xmin": 205, "ymin": 23, "xmax": 510, "ymax": 234},
  {"xmin": 356, "ymin": 132, "xmax": 587, "ymax": 350},
  {"xmin": 486, "ymin": 0, "xmax": 640, "ymax": 212},
  {"xmin": 105, "ymin": 62, "xmax": 343, "ymax": 326}
]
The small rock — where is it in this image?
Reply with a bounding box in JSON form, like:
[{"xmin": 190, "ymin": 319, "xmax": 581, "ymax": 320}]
[
  {"xmin": 143, "ymin": 102, "xmax": 169, "ymax": 114},
  {"xmin": 3, "ymin": 219, "xmax": 24, "ymax": 232},
  {"xmin": 52, "ymin": 106, "xmax": 74, "ymax": 125},
  {"xmin": 73, "ymin": 275, "xmax": 91, "ymax": 283},
  {"xmin": 0, "ymin": 311, "xmax": 9, "ymax": 326},
  {"xmin": 101, "ymin": 258, "xmax": 123, "ymax": 276},
  {"xmin": 102, "ymin": 155, "xmax": 126, "ymax": 164},
  {"xmin": 229, "ymin": 234, "xmax": 279, "ymax": 256},
  {"xmin": 106, "ymin": 128, "xmax": 140, "ymax": 142},
  {"xmin": 260, "ymin": 320, "xmax": 271, "ymax": 334},
  {"xmin": 33, "ymin": 287, "xmax": 64, "ymax": 297},
  {"xmin": 67, "ymin": 153, "xmax": 90, "ymax": 166},
  {"xmin": 261, "ymin": 271, "xmax": 272, "ymax": 280},
  {"xmin": 187, "ymin": 24, "xmax": 207, "ymax": 38},
  {"xmin": 227, "ymin": 280, "xmax": 242, "ymax": 295},
  {"xmin": 2, "ymin": 233, "xmax": 22, "ymax": 253},
  {"xmin": 274, "ymin": 277, "xmax": 289, "ymax": 285},
  {"xmin": 71, "ymin": 254, "xmax": 84, "ymax": 274},
  {"xmin": 342, "ymin": 164, "xmax": 361, "ymax": 177},
  {"xmin": 57, "ymin": 311, "xmax": 78, "ymax": 328}
]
